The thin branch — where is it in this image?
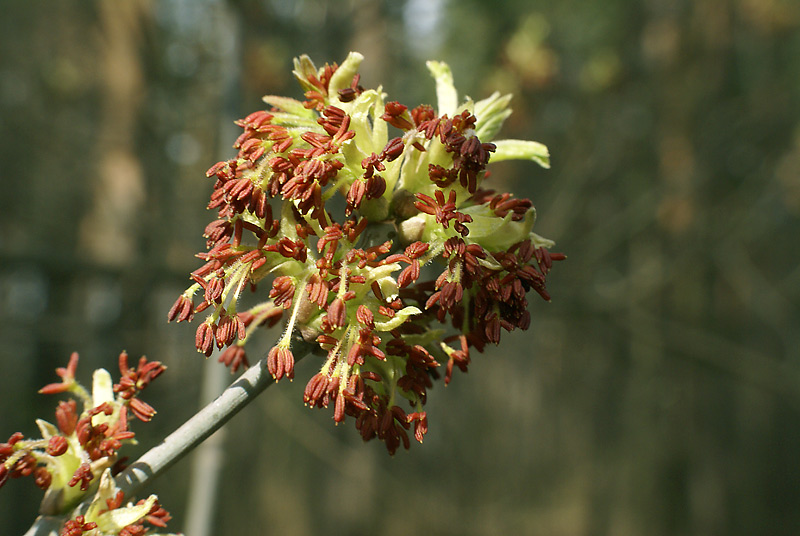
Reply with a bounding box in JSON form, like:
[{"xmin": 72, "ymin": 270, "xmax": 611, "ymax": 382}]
[{"xmin": 118, "ymin": 337, "xmax": 312, "ymax": 498}]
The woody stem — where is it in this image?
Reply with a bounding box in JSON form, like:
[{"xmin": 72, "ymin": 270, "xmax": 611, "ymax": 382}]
[{"xmin": 115, "ymin": 335, "xmax": 314, "ymax": 497}]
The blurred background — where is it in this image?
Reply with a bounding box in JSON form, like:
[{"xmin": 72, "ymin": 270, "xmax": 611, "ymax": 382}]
[{"xmin": 2, "ymin": 0, "xmax": 800, "ymax": 534}]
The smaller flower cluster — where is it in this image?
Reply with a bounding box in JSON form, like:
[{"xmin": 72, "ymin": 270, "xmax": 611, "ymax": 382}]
[
  {"xmin": 1, "ymin": 352, "xmax": 164, "ymax": 518},
  {"xmin": 58, "ymin": 469, "xmax": 177, "ymax": 536}
]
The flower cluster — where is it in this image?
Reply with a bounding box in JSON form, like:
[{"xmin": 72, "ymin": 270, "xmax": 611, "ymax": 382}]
[
  {"xmin": 169, "ymin": 52, "xmax": 564, "ymax": 454},
  {"xmin": 1, "ymin": 352, "xmax": 166, "ymax": 524},
  {"xmin": 58, "ymin": 470, "xmax": 176, "ymax": 536}
]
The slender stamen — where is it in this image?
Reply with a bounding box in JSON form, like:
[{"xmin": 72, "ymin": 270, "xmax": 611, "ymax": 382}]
[{"xmin": 279, "ymin": 277, "xmax": 309, "ymax": 348}]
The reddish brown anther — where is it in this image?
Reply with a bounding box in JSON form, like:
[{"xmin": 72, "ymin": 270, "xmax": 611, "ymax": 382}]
[
  {"xmin": 101, "ymin": 490, "xmax": 125, "ymax": 513},
  {"xmin": 203, "ymin": 219, "xmax": 233, "ymax": 249},
  {"xmin": 235, "ymin": 110, "xmax": 274, "ymax": 130},
  {"xmin": 338, "ymin": 87, "xmax": 357, "ymax": 102},
  {"xmin": 120, "ymin": 524, "xmax": 147, "ymax": 536},
  {"xmin": 406, "ymin": 411, "xmax": 428, "ymax": 443},
  {"xmin": 336, "ymin": 73, "xmax": 364, "ymax": 103},
  {"xmin": 129, "ymin": 398, "xmax": 157, "ymax": 423},
  {"xmin": 428, "ymin": 164, "xmax": 457, "ymax": 187},
  {"xmin": 206, "ymin": 160, "xmax": 230, "ymax": 179},
  {"xmin": 39, "ymin": 352, "xmax": 80, "ymax": 395},
  {"xmin": 488, "ymin": 192, "xmax": 533, "ymax": 222},
  {"xmin": 204, "ymin": 271, "xmax": 225, "ymax": 304},
  {"xmin": 414, "ymin": 189, "xmax": 472, "ymax": 236},
  {"xmin": 375, "ymin": 405, "xmax": 411, "ymax": 455},
  {"xmin": 46, "ymin": 435, "xmax": 69, "ymax": 456},
  {"xmin": 380, "ymin": 137, "xmax": 405, "ymax": 162},
  {"xmin": 356, "ymin": 304, "xmax": 374, "ymax": 329},
  {"xmin": 238, "ymin": 138, "xmax": 266, "ymax": 163},
  {"xmin": 34, "ymin": 467, "xmax": 52, "ymax": 490},
  {"xmin": 361, "ymin": 153, "xmax": 385, "ymax": 179},
  {"xmin": 365, "ymin": 175, "xmax": 386, "ymax": 200},
  {"xmin": 69, "ymin": 463, "xmax": 94, "ymax": 491},
  {"xmin": 214, "ymin": 313, "xmax": 243, "ymax": 348},
  {"xmin": 275, "ymin": 237, "xmax": 308, "ymax": 262},
  {"xmin": 167, "ymin": 294, "xmax": 195, "ymax": 323},
  {"xmin": 55, "ymin": 400, "xmax": 79, "ymax": 435},
  {"xmin": 304, "ymin": 373, "xmax": 332, "ymax": 408},
  {"xmin": 534, "ymin": 246, "xmax": 566, "ymax": 274},
  {"xmin": 333, "ymin": 392, "xmax": 346, "ymax": 423},
  {"xmin": 115, "ymin": 353, "xmax": 165, "ymax": 400},
  {"xmin": 382, "ymin": 101, "xmax": 414, "ymax": 131},
  {"xmin": 346, "ymin": 180, "xmax": 366, "ymax": 216},
  {"xmin": 270, "ymin": 276, "xmax": 296, "ymax": 309},
  {"xmin": 60, "ymin": 515, "xmax": 98, "ymax": 536},
  {"xmin": 195, "ymin": 322, "xmax": 215, "ymax": 357},
  {"xmin": 76, "ymin": 409, "xmax": 112, "ymax": 455},
  {"xmin": 1, "ymin": 434, "xmax": 22, "ymax": 485},
  {"xmin": 144, "ymin": 498, "xmax": 172, "ymax": 528},
  {"xmin": 484, "ymin": 313, "xmax": 502, "ymax": 344},
  {"xmin": 267, "ymin": 346, "xmax": 295, "ymax": 381},
  {"xmin": 444, "ymin": 335, "xmax": 470, "ymax": 384},
  {"xmin": 317, "ymin": 225, "xmax": 342, "ymax": 256},
  {"xmin": 306, "ymin": 273, "xmax": 330, "ymax": 308},
  {"xmin": 397, "ymin": 261, "xmax": 420, "ymax": 288},
  {"xmin": 410, "ymin": 104, "xmax": 436, "ymax": 126},
  {"xmin": 318, "ymin": 106, "xmax": 354, "ymax": 143},
  {"xmin": 327, "ymin": 297, "xmax": 347, "ymax": 329},
  {"xmin": 7, "ymin": 452, "xmax": 36, "ymax": 479},
  {"xmin": 1, "ymin": 432, "xmax": 24, "ymax": 453},
  {"xmin": 346, "ymin": 328, "xmax": 384, "ymax": 366}
]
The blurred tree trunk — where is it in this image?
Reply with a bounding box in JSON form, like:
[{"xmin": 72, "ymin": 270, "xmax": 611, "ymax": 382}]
[
  {"xmin": 347, "ymin": 0, "xmax": 388, "ymax": 87},
  {"xmin": 79, "ymin": 0, "xmax": 151, "ymax": 266}
]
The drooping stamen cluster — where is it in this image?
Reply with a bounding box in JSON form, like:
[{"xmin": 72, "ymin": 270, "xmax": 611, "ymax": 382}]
[{"xmin": 169, "ymin": 52, "xmax": 563, "ymax": 454}]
